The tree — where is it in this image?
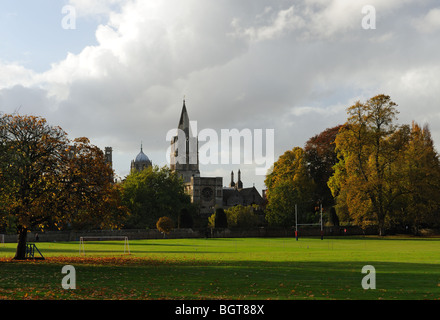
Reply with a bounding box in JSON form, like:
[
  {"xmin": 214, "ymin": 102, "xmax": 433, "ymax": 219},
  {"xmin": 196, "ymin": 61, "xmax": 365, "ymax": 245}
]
[
  {"xmin": 265, "ymin": 179, "xmax": 299, "ymax": 226},
  {"xmin": 225, "ymin": 205, "xmax": 259, "ymax": 228},
  {"xmin": 0, "ymin": 114, "xmax": 69, "ymax": 259},
  {"xmin": 178, "ymin": 207, "xmax": 194, "ymax": 228},
  {"xmin": 397, "ymin": 122, "xmax": 440, "ymax": 233},
  {"xmin": 214, "ymin": 208, "xmax": 228, "ymax": 228},
  {"xmin": 121, "ymin": 165, "xmax": 191, "ymax": 229},
  {"xmin": 156, "ymin": 216, "xmax": 174, "ymax": 236},
  {"xmin": 329, "ymin": 95, "xmax": 409, "ymax": 235},
  {"xmin": 304, "ymin": 125, "xmax": 343, "ymax": 208},
  {"xmin": 58, "ymin": 137, "xmax": 128, "ymax": 230},
  {"xmin": 328, "ymin": 207, "xmax": 339, "ymax": 227},
  {"xmin": 0, "ymin": 114, "xmax": 127, "ymax": 259},
  {"xmin": 264, "ymin": 147, "xmax": 315, "ymax": 226}
]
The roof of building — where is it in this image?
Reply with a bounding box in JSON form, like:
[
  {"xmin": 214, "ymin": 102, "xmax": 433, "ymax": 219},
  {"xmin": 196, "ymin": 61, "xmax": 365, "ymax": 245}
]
[
  {"xmin": 135, "ymin": 145, "xmax": 150, "ymax": 163},
  {"xmin": 223, "ymin": 186, "xmax": 264, "ymax": 206}
]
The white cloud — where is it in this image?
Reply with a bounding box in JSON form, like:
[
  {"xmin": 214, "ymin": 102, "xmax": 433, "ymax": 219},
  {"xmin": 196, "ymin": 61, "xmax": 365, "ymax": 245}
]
[
  {"xmin": 382, "ymin": 66, "xmax": 440, "ymax": 121},
  {"xmin": 302, "ymin": 0, "xmax": 364, "ymax": 39},
  {"xmin": 232, "ymin": 0, "xmax": 422, "ymax": 42},
  {"xmin": 67, "ymin": 0, "xmax": 126, "ymax": 17},
  {"xmin": 290, "ymin": 104, "xmax": 346, "ymax": 117},
  {"xmin": 1, "ymin": 0, "xmax": 440, "ymax": 190},
  {"xmin": 0, "ymin": 61, "xmax": 36, "ymax": 89},
  {"xmin": 413, "ymin": 8, "xmax": 440, "ymax": 33},
  {"xmin": 231, "ymin": 6, "xmax": 306, "ymax": 42}
]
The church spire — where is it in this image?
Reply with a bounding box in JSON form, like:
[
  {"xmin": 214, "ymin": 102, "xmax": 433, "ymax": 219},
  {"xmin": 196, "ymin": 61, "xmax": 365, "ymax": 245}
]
[
  {"xmin": 237, "ymin": 169, "xmax": 243, "ymax": 190},
  {"xmin": 178, "ymin": 98, "xmax": 190, "ymax": 138},
  {"xmin": 170, "ymin": 98, "xmax": 200, "ymax": 183},
  {"xmin": 229, "ymin": 170, "xmax": 235, "ymax": 188}
]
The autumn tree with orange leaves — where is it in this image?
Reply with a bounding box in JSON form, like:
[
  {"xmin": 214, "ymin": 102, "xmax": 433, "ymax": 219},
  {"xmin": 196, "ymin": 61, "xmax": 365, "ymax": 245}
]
[
  {"xmin": 328, "ymin": 95, "xmax": 440, "ymax": 235},
  {"xmin": 0, "ymin": 114, "xmax": 128, "ymax": 259}
]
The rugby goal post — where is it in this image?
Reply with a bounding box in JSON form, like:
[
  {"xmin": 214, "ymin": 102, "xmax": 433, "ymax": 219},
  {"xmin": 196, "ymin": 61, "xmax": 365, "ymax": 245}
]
[
  {"xmin": 79, "ymin": 236, "xmax": 130, "ymax": 256},
  {"xmin": 295, "ymin": 203, "xmax": 323, "ymax": 241}
]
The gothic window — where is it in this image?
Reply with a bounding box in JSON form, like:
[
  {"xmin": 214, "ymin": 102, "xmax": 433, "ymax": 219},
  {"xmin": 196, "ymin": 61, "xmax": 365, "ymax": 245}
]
[{"xmin": 201, "ymin": 187, "xmax": 213, "ymax": 201}]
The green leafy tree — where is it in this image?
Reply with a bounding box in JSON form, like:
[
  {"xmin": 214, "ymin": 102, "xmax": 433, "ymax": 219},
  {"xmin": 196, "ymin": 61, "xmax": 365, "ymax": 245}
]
[
  {"xmin": 121, "ymin": 165, "xmax": 191, "ymax": 229},
  {"xmin": 214, "ymin": 208, "xmax": 228, "ymax": 228},
  {"xmin": 225, "ymin": 205, "xmax": 259, "ymax": 228},
  {"xmin": 178, "ymin": 207, "xmax": 194, "ymax": 228},
  {"xmin": 328, "ymin": 207, "xmax": 339, "ymax": 227},
  {"xmin": 265, "ymin": 147, "xmax": 315, "ymax": 226},
  {"xmin": 208, "ymin": 213, "xmax": 216, "ymax": 229}
]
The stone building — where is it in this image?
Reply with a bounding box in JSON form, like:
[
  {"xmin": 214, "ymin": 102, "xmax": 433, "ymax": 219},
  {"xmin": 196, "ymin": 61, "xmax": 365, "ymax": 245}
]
[
  {"xmin": 104, "ymin": 147, "xmax": 113, "ymax": 168},
  {"xmin": 104, "ymin": 146, "xmax": 116, "ymax": 182},
  {"xmin": 130, "ymin": 144, "xmax": 152, "ymax": 173},
  {"xmin": 170, "ymin": 100, "xmax": 223, "ymax": 217},
  {"xmin": 123, "ymin": 99, "xmax": 265, "ymax": 218},
  {"xmin": 170, "ymin": 100, "xmax": 200, "ymax": 183},
  {"xmin": 223, "ymin": 170, "xmax": 264, "ymax": 210}
]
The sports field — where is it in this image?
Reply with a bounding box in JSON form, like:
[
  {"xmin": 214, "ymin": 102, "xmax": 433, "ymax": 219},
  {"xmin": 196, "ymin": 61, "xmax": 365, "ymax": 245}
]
[{"xmin": 0, "ymin": 236, "xmax": 439, "ymax": 300}]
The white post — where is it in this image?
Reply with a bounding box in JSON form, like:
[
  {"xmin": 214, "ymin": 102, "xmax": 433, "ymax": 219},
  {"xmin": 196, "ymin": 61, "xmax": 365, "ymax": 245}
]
[
  {"xmin": 320, "ymin": 204, "xmax": 323, "ymax": 240},
  {"xmin": 124, "ymin": 237, "xmax": 130, "ymax": 255},
  {"xmin": 295, "ymin": 204, "xmax": 298, "ymax": 241},
  {"xmin": 79, "ymin": 237, "xmax": 85, "ymax": 256}
]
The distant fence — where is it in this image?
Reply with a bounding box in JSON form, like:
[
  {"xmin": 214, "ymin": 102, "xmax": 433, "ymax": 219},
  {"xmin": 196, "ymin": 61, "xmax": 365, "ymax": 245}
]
[{"xmin": 0, "ymin": 225, "xmax": 401, "ymax": 243}]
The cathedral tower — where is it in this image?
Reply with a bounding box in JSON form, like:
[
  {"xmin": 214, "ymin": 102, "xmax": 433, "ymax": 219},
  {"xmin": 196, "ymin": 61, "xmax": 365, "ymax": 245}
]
[
  {"xmin": 169, "ymin": 98, "xmax": 222, "ymax": 217},
  {"xmin": 170, "ymin": 99, "xmax": 200, "ymax": 183},
  {"xmin": 131, "ymin": 144, "xmax": 152, "ymax": 173},
  {"xmin": 104, "ymin": 147, "xmax": 113, "ymax": 168}
]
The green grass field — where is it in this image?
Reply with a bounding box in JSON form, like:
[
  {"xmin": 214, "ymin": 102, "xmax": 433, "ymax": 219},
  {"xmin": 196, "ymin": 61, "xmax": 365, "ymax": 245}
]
[{"xmin": 0, "ymin": 236, "xmax": 439, "ymax": 300}]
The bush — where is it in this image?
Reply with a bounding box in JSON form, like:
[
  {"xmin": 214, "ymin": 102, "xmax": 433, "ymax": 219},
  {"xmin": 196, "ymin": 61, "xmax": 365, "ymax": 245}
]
[
  {"xmin": 178, "ymin": 208, "xmax": 193, "ymax": 228},
  {"xmin": 225, "ymin": 205, "xmax": 259, "ymax": 228},
  {"xmin": 215, "ymin": 208, "xmax": 228, "ymax": 228},
  {"xmin": 328, "ymin": 207, "xmax": 339, "ymax": 226},
  {"xmin": 208, "ymin": 213, "xmax": 216, "ymax": 229},
  {"xmin": 121, "ymin": 166, "xmax": 190, "ymax": 229},
  {"xmin": 156, "ymin": 216, "xmax": 174, "ymax": 234}
]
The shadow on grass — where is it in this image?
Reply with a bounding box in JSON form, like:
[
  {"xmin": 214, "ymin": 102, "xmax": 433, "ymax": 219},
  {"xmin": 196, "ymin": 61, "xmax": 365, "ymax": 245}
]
[
  {"xmin": 0, "ymin": 258, "xmax": 438, "ymax": 300},
  {"xmin": 305, "ymin": 235, "xmax": 440, "ymax": 241},
  {"xmin": 0, "ymin": 246, "xmax": 229, "ymax": 256}
]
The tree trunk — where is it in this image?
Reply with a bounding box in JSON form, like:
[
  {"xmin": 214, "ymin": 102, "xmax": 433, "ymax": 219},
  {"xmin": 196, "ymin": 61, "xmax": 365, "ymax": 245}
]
[
  {"xmin": 378, "ymin": 222, "xmax": 386, "ymax": 236},
  {"xmin": 14, "ymin": 228, "xmax": 28, "ymax": 260}
]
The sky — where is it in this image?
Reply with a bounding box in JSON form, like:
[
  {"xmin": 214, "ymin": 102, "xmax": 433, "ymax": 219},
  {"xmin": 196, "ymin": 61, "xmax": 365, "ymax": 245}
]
[{"xmin": 1, "ymin": 0, "xmax": 440, "ymax": 193}]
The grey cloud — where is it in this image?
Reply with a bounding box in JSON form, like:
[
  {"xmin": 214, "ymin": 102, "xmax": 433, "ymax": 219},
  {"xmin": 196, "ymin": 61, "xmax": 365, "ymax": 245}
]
[{"xmin": 2, "ymin": 0, "xmax": 440, "ymax": 192}]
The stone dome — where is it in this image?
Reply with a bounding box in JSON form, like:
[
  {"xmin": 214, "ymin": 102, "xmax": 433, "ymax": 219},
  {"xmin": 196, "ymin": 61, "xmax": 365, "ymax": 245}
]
[
  {"xmin": 131, "ymin": 144, "xmax": 152, "ymax": 173},
  {"xmin": 135, "ymin": 149, "xmax": 150, "ymax": 163}
]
